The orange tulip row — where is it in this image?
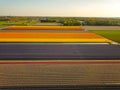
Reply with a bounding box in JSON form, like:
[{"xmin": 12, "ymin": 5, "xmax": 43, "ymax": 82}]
[
  {"xmin": 0, "ymin": 32, "xmax": 112, "ymax": 43},
  {"xmin": 3, "ymin": 26, "xmax": 85, "ymax": 30}
]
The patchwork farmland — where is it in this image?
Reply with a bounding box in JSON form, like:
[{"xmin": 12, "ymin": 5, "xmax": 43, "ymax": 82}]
[
  {"xmin": 0, "ymin": 26, "xmax": 113, "ymax": 43},
  {"xmin": 0, "ymin": 25, "xmax": 120, "ymax": 88}
]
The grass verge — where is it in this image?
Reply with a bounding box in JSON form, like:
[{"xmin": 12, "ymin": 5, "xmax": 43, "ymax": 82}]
[{"xmin": 91, "ymin": 30, "xmax": 120, "ymax": 43}]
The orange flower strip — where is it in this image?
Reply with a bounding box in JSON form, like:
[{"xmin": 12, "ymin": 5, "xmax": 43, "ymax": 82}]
[
  {"xmin": 3, "ymin": 26, "xmax": 85, "ymax": 30},
  {"xmin": 0, "ymin": 32, "xmax": 112, "ymax": 43}
]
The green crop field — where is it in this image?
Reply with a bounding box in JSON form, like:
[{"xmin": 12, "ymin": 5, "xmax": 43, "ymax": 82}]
[
  {"xmin": 91, "ymin": 30, "xmax": 120, "ymax": 43},
  {"xmin": 0, "ymin": 19, "xmax": 37, "ymax": 29}
]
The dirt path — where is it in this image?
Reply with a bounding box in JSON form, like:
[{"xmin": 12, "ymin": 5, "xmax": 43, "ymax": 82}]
[{"xmin": 83, "ymin": 26, "xmax": 120, "ymax": 30}]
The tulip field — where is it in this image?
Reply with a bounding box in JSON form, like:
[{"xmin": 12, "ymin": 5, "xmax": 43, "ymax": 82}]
[
  {"xmin": 3, "ymin": 26, "xmax": 85, "ymax": 30},
  {"xmin": 0, "ymin": 31, "xmax": 112, "ymax": 43}
]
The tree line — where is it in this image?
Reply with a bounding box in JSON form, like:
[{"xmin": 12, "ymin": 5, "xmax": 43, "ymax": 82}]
[{"xmin": 0, "ymin": 16, "xmax": 120, "ymax": 26}]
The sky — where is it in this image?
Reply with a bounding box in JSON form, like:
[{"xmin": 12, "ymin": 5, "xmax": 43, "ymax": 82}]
[{"xmin": 0, "ymin": 0, "xmax": 120, "ymax": 17}]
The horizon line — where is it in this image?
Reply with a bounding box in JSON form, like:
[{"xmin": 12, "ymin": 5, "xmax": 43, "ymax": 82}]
[{"xmin": 0, "ymin": 15, "xmax": 120, "ymax": 18}]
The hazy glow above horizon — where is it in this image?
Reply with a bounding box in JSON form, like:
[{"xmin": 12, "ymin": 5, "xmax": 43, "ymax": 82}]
[{"xmin": 0, "ymin": 0, "xmax": 120, "ymax": 17}]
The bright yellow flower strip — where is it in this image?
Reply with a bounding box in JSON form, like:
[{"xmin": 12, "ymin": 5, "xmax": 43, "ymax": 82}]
[{"xmin": 0, "ymin": 32, "xmax": 112, "ymax": 43}]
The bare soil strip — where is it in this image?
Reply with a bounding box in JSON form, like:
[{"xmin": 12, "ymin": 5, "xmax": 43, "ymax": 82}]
[
  {"xmin": 83, "ymin": 26, "xmax": 120, "ymax": 30},
  {"xmin": 1, "ymin": 64, "xmax": 120, "ymax": 86}
]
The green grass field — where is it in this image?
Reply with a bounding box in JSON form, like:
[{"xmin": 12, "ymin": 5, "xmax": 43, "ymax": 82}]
[
  {"xmin": 0, "ymin": 20, "xmax": 37, "ymax": 29},
  {"xmin": 91, "ymin": 30, "xmax": 120, "ymax": 43}
]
